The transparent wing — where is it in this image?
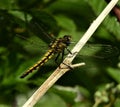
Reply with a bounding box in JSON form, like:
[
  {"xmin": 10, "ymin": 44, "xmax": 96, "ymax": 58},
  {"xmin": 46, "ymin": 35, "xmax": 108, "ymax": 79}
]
[
  {"xmin": 79, "ymin": 44, "xmax": 119, "ymax": 59},
  {"xmin": 15, "ymin": 33, "xmax": 119, "ymax": 62},
  {"xmin": 72, "ymin": 44, "xmax": 119, "ymax": 76},
  {"xmin": 15, "ymin": 34, "xmax": 49, "ymax": 55}
]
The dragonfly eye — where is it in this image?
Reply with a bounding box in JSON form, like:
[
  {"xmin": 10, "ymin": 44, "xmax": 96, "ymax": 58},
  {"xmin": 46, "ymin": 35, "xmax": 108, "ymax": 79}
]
[
  {"xmin": 64, "ymin": 35, "xmax": 71, "ymax": 40},
  {"xmin": 63, "ymin": 35, "xmax": 71, "ymax": 45}
]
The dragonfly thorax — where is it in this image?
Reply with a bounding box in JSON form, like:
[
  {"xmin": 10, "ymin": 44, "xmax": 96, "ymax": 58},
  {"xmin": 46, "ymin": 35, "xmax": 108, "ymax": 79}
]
[{"xmin": 49, "ymin": 35, "xmax": 71, "ymax": 53}]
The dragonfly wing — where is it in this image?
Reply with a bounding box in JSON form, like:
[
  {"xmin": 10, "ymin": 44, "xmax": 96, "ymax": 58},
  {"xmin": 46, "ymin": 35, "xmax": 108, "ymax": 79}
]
[
  {"xmin": 28, "ymin": 20, "xmax": 53, "ymax": 43},
  {"xmin": 15, "ymin": 34, "xmax": 49, "ymax": 55},
  {"xmin": 79, "ymin": 44, "xmax": 119, "ymax": 59}
]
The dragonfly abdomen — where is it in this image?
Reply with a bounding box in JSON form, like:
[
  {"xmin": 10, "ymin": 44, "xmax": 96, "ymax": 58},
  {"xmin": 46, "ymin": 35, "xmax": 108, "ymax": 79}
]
[{"xmin": 20, "ymin": 50, "xmax": 54, "ymax": 78}]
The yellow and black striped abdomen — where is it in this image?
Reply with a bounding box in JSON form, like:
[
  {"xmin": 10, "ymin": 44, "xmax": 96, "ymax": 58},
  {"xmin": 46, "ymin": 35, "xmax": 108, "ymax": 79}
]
[{"xmin": 20, "ymin": 49, "xmax": 54, "ymax": 78}]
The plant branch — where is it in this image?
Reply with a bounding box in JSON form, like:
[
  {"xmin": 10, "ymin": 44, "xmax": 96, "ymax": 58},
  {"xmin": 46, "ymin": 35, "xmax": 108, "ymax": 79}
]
[{"xmin": 22, "ymin": 0, "xmax": 119, "ymax": 107}]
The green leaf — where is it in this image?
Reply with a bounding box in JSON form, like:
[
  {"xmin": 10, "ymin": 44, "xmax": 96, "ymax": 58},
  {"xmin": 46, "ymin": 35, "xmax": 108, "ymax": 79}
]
[
  {"xmin": 8, "ymin": 10, "xmax": 32, "ymax": 21},
  {"xmin": 36, "ymin": 92, "xmax": 67, "ymax": 107},
  {"xmin": 107, "ymin": 68, "xmax": 120, "ymax": 82},
  {"xmin": 0, "ymin": 0, "xmax": 17, "ymax": 10},
  {"xmin": 88, "ymin": 0, "xmax": 120, "ymax": 39},
  {"xmin": 52, "ymin": 85, "xmax": 90, "ymax": 105}
]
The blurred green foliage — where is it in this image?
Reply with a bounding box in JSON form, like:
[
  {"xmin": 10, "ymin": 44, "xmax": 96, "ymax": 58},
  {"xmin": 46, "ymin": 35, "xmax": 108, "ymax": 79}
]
[{"xmin": 0, "ymin": 0, "xmax": 120, "ymax": 107}]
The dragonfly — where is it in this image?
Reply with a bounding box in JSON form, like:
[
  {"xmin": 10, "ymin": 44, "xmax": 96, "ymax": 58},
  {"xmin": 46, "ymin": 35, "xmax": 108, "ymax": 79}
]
[
  {"xmin": 20, "ymin": 22, "xmax": 72, "ymax": 78},
  {"xmin": 19, "ymin": 19, "xmax": 119, "ymax": 78}
]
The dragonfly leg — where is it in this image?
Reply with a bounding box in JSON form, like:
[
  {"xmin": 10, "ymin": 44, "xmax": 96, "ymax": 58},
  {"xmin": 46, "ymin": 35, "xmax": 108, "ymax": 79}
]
[
  {"xmin": 62, "ymin": 62, "xmax": 73, "ymax": 70},
  {"xmin": 66, "ymin": 47, "xmax": 78, "ymax": 58},
  {"xmin": 61, "ymin": 49, "xmax": 65, "ymax": 61},
  {"xmin": 61, "ymin": 49, "xmax": 73, "ymax": 70},
  {"xmin": 55, "ymin": 53, "xmax": 61, "ymax": 67},
  {"xmin": 55, "ymin": 50, "xmax": 68, "ymax": 69},
  {"xmin": 55, "ymin": 50, "xmax": 73, "ymax": 70},
  {"xmin": 66, "ymin": 47, "xmax": 72, "ymax": 54}
]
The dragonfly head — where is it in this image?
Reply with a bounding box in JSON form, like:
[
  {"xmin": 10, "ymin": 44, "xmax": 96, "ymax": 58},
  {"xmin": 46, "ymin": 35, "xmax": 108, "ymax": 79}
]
[{"xmin": 63, "ymin": 35, "xmax": 71, "ymax": 46}]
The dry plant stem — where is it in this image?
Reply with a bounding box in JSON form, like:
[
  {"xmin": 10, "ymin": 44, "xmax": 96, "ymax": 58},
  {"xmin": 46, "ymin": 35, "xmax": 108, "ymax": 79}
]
[
  {"xmin": 22, "ymin": 0, "xmax": 119, "ymax": 107},
  {"xmin": 23, "ymin": 63, "xmax": 85, "ymax": 107}
]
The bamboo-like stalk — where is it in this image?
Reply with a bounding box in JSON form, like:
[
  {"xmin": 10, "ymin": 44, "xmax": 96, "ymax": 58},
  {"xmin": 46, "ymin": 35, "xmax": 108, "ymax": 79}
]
[{"xmin": 22, "ymin": 0, "xmax": 119, "ymax": 107}]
